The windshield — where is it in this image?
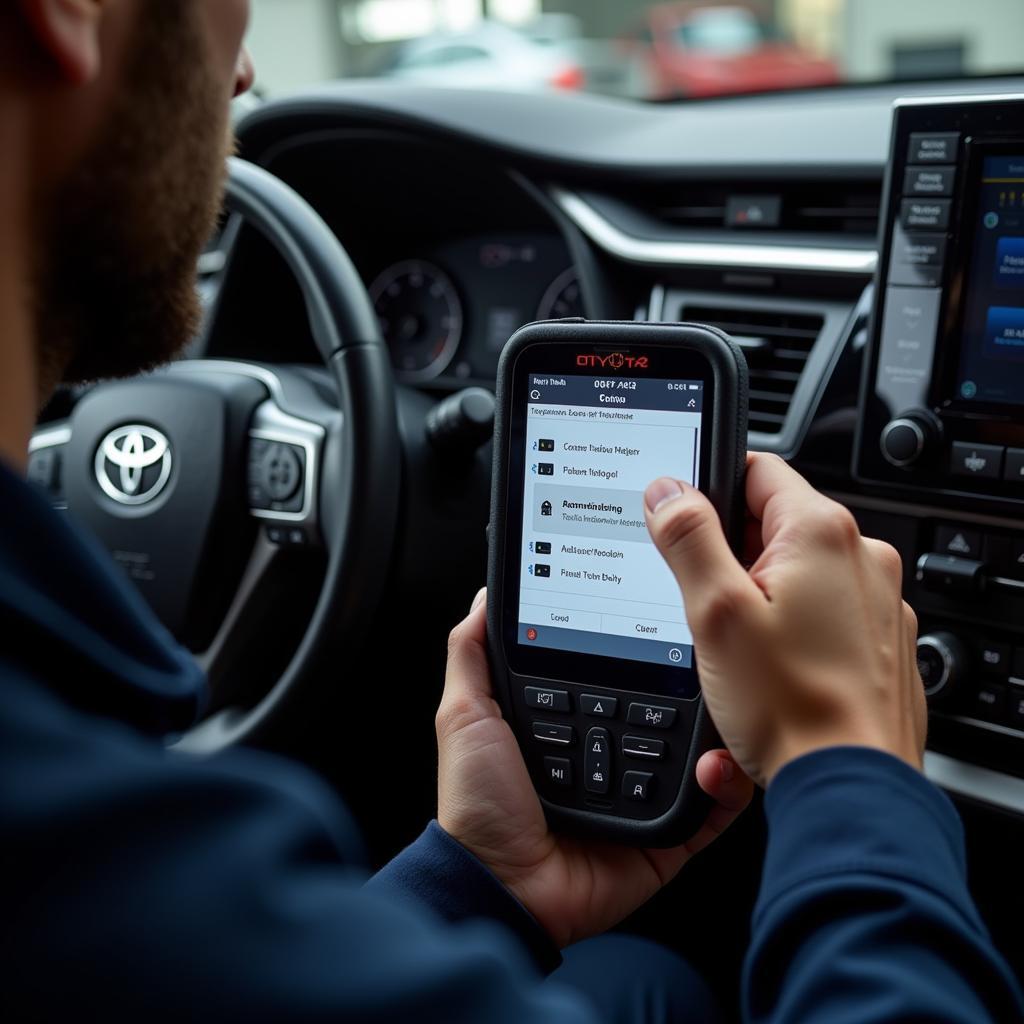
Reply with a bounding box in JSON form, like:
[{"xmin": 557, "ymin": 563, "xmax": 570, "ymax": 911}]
[{"xmin": 245, "ymin": 1, "xmax": 1024, "ymax": 102}]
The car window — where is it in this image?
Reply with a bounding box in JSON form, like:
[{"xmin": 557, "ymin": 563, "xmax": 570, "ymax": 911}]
[
  {"xmin": 675, "ymin": 9, "xmax": 765, "ymax": 54},
  {"xmin": 245, "ymin": 0, "xmax": 1024, "ymax": 102},
  {"xmin": 401, "ymin": 45, "xmax": 491, "ymax": 68}
]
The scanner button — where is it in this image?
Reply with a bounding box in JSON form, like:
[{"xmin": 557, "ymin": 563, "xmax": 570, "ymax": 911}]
[
  {"xmin": 584, "ymin": 727, "xmax": 612, "ymax": 795},
  {"xmin": 544, "ymin": 757, "xmax": 572, "ymax": 787},
  {"xmin": 532, "ymin": 722, "xmax": 574, "ymax": 746},
  {"xmin": 627, "ymin": 703, "xmax": 677, "ymax": 729},
  {"xmin": 580, "ymin": 694, "xmax": 618, "ymax": 718},
  {"xmin": 623, "ymin": 771, "xmax": 654, "ymax": 802},
  {"xmin": 525, "ymin": 687, "xmax": 570, "ymax": 712},
  {"xmin": 622, "ymin": 735, "xmax": 666, "ymax": 760}
]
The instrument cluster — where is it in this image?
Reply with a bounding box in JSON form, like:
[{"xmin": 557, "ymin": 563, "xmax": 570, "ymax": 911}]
[{"xmin": 367, "ymin": 233, "xmax": 582, "ymax": 383}]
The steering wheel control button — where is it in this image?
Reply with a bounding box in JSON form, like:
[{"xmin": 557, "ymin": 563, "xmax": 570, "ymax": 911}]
[
  {"xmin": 262, "ymin": 443, "xmax": 301, "ymax": 500},
  {"xmin": 532, "ymin": 722, "xmax": 574, "ymax": 746},
  {"xmin": 626, "ymin": 703, "xmax": 677, "ymax": 729},
  {"xmin": 248, "ymin": 439, "xmax": 306, "ymax": 514},
  {"xmin": 950, "ymin": 442, "xmax": 1003, "ymax": 480},
  {"xmin": 584, "ymin": 728, "xmax": 612, "ymax": 795},
  {"xmin": 525, "ymin": 687, "xmax": 570, "ymax": 713},
  {"xmin": 580, "ymin": 694, "xmax": 618, "ymax": 718},
  {"xmin": 623, "ymin": 771, "xmax": 654, "ymax": 802},
  {"xmin": 544, "ymin": 756, "xmax": 572, "ymax": 787},
  {"xmin": 622, "ymin": 736, "xmax": 665, "ymax": 760},
  {"xmin": 28, "ymin": 448, "xmax": 59, "ymax": 491}
]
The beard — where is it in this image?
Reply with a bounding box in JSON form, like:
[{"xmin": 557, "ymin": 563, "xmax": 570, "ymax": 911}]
[{"xmin": 34, "ymin": 3, "xmax": 233, "ymax": 391}]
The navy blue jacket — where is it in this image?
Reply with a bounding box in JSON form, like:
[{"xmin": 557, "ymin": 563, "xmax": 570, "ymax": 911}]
[{"xmin": 1, "ymin": 460, "xmax": 1021, "ymax": 1021}]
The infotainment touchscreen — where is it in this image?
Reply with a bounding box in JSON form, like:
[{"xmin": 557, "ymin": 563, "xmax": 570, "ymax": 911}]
[
  {"xmin": 955, "ymin": 153, "xmax": 1024, "ymax": 406},
  {"xmin": 515, "ymin": 373, "xmax": 703, "ymax": 670}
]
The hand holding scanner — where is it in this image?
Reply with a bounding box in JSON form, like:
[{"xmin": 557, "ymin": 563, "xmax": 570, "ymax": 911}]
[{"xmin": 486, "ymin": 320, "xmax": 747, "ymax": 846}]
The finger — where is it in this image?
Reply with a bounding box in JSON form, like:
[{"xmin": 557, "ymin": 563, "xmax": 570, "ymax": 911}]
[
  {"xmin": 644, "ymin": 478, "xmax": 759, "ymax": 633},
  {"xmin": 863, "ymin": 537, "xmax": 905, "ymax": 586},
  {"xmin": 683, "ymin": 751, "xmax": 755, "ymax": 857},
  {"xmin": 694, "ymin": 749, "xmax": 754, "ymax": 812},
  {"xmin": 437, "ymin": 589, "xmax": 495, "ymax": 733},
  {"xmin": 745, "ymin": 453, "xmax": 831, "ymax": 548}
]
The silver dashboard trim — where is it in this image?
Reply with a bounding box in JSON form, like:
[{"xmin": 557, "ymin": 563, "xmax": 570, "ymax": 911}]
[
  {"xmin": 924, "ymin": 750, "xmax": 1024, "ymax": 816},
  {"xmin": 896, "ymin": 92, "xmax": 1024, "ymax": 108},
  {"xmin": 552, "ymin": 188, "xmax": 879, "ymax": 276},
  {"xmin": 825, "ymin": 490, "xmax": 1024, "ymax": 532}
]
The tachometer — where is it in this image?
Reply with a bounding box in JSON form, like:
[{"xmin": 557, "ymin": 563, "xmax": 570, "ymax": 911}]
[
  {"xmin": 369, "ymin": 260, "xmax": 463, "ymax": 381},
  {"xmin": 537, "ymin": 268, "xmax": 584, "ymax": 321}
]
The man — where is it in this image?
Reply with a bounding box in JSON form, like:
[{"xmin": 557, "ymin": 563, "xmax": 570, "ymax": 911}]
[{"xmin": 0, "ymin": 2, "xmax": 1020, "ymax": 1021}]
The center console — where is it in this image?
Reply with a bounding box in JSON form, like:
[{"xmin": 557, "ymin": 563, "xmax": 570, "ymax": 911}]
[{"xmin": 855, "ymin": 94, "xmax": 1024, "ymax": 775}]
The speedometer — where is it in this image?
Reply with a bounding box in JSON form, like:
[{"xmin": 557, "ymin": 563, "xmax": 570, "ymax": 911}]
[
  {"xmin": 537, "ymin": 268, "xmax": 584, "ymax": 321},
  {"xmin": 369, "ymin": 260, "xmax": 463, "ymax": 381}
]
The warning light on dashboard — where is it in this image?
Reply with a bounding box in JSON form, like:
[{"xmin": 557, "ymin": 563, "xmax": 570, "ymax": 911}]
[{"xmin": 526, "ymin": 628, "xmax": 538, "ymax": 641}]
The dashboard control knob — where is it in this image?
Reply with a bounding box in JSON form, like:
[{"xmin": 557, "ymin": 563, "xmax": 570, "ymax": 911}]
[
  {"xmin": 916, "ymin": 631, "xmax": 967, "ymax": 700},
  {"xmin": 880, "ymin": 413, "xmax": 936, "ymax": 468},
  {"xmin": 426, "ymin": 387, "xmax": 495, "ymax": 457}
]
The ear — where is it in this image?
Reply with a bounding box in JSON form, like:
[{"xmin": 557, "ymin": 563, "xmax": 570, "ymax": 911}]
[{"xmin": 17, "ymin": 0, "xmax": 104, "ymax": 85}]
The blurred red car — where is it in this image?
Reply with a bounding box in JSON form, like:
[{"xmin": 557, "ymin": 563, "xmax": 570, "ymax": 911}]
[{"xmin": 622, "ymin": 2, "xmax": 840, "ymax": 100}]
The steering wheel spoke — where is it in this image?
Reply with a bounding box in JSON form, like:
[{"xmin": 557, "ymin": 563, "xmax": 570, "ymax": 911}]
[
  {"xmin": 39, "ymin": 160, "xmax": 400, "ymax": 753},
  {"xmin": 28, "ymin": 422, "xmax": 72, "ymax": 509},
  {"xmin": 248, "ymin": 398, "xmax": 325, "ymax": 550}
]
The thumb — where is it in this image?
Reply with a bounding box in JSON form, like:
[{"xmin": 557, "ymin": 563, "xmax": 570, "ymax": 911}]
[
  {"xmin": 437, "ymin": 588, "xmax": 497, "ymax": 738},
  {"xmin": 644, "ymin": 478, "xmax": 756, "ymax": 636}
]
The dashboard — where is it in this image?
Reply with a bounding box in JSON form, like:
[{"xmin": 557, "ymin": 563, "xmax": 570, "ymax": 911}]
[
  {"xmin": 365, "ymin": 234, "xmax": 581, "ymax": 382},
  {"xmin": 213, "ymin": 79, "xmax": 1024, "ymax": 828}
]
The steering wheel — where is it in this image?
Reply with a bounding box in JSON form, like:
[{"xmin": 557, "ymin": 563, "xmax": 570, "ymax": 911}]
[{"xmin": 29, "ymin": 159, "xmax": 401, "ymax": 752}]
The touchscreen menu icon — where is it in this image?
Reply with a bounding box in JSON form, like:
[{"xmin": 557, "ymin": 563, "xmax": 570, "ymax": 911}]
[
  {"xmin": 534, "ymin": 541, "xmax": 552, "ymax": 555},
  {"xmin": 538, "ymin": 439, "xmax": 555, "ymax": 452}
]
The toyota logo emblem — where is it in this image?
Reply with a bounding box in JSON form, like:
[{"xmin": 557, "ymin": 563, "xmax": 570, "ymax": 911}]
[{"xmin": 95, "ymin": 425, "xmax": 173, "ymax": 506}]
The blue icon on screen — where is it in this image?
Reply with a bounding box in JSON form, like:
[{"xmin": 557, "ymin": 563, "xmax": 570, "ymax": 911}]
[
  {"xmin": 960, "ymin": 380, "xmax": 978, "ymax": 399},
  {"xmin": 985, "ymin": 307, "xmax": 1024, "ymax": 359},
  {"xmin": 995, "ymin": 238, "xmax": 1024, "ymax": 288}
]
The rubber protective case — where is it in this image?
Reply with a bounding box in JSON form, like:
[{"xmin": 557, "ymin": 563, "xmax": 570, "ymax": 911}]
[{"xmin": 487, "ymin": 320, "xmax": 748, "ymax": 847}]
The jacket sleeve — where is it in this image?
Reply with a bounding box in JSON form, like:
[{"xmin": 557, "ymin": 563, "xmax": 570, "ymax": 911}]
[
  {"xmin": 1, "ymin": 669, "xmax": 593, "ymax": 1024},
  {"xmin": 367, "ymin": 820, "xmax": 564, "ymax": 974},
  {"xmin": 744, "ymin": 746, "xmax": 1024, "ymax": 1024}
]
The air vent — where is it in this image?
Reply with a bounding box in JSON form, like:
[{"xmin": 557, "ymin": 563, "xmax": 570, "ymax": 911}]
[
  {"xmin": 679, "ymin": 304, "xmax": 825, "ymax": 435},
  {"xmin": 589, "ymin": 181, "xmax": 881, "ymax": 239}
]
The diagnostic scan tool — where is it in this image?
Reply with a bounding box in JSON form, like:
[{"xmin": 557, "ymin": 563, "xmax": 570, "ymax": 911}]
[{"xmin": 487, "ymin": 320, "xmax": 747, "ymax": 845}]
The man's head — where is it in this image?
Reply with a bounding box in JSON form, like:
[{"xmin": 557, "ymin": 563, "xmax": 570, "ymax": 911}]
[{"xmin": 1, "ymin": 1, "xmax": 253, "ymax": 394}]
